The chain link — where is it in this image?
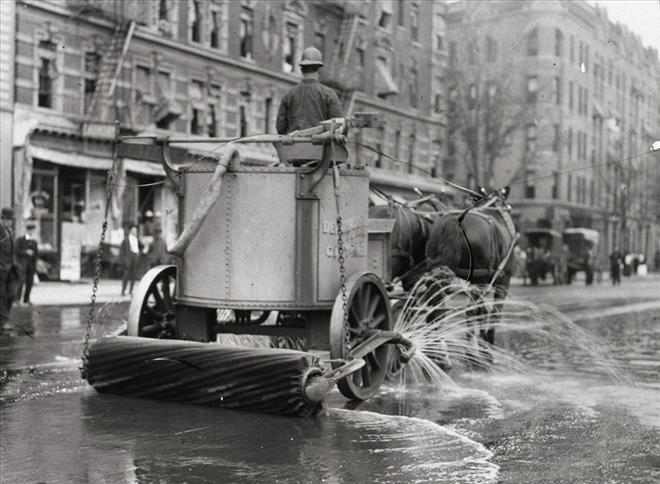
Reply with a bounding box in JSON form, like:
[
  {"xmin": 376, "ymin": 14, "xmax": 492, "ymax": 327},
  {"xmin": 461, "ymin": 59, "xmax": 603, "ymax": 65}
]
[
  {"xmin": 81, "ymin": 134, "xmax": 119, "ymax": 377},
  {"xmin": 332, "ymin": 161, "xmax": 350, "ymax": 353}
]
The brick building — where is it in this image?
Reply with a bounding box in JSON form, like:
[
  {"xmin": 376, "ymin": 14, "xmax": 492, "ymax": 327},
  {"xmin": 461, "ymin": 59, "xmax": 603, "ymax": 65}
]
[
  {"xmin": 445, "ymin": 0, "xmax": 660, "ymax": 266},
  {"xmin": 1, "ymin": 0, "xmax": 447, "ymax": 279}
]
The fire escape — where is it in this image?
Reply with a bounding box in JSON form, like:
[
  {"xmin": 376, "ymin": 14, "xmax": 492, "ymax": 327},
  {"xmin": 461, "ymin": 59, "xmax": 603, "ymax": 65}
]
[
  {"xmin": 81, "ymin": 20, "xmax": 136, "ymax": 139},
  {"xmin": 321, "ymin": 2, "xmax": 364, "ymax": 115}
]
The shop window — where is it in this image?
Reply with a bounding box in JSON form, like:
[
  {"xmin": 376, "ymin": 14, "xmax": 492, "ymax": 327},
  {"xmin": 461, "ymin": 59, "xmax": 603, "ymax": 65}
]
[
  {"xmin": 29, "ymin": 168, "xmax": 57, "ymax": 252},
  {"xmin": 240, "ymin": 6, "xmax": 254, "ymax": 59}
]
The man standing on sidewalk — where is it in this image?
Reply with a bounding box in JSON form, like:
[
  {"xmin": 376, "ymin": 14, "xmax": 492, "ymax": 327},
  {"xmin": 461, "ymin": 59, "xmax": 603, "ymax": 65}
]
[
  {"xmin": 15, "ymin": 220, "xmax": 39, "ymax": 305},
  {"xmin": 1, "ymin": 208, "xmax": 18, "ymax": 323}
]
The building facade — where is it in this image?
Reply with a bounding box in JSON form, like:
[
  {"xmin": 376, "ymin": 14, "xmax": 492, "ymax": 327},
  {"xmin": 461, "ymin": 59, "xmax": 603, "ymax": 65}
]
[
  {"xmin": 446, "ymin": 0, "xmax": 660, "ymax": 267},
  {"xmin": 1, "ymin": 0, "xmax": 447, "ymax": 279}
]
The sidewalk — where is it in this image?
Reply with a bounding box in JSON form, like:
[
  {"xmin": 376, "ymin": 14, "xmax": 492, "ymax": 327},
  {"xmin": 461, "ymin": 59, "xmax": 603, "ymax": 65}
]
[{"xmin": 29, "ymin": 279, "xmax": 131, "ymax": 306}]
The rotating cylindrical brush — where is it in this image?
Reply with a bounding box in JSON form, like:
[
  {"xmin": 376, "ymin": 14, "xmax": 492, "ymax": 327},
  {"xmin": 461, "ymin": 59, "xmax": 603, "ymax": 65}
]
[{"xmin": 84, "ymin": 336, "xmax": 327, "ymax": 417}]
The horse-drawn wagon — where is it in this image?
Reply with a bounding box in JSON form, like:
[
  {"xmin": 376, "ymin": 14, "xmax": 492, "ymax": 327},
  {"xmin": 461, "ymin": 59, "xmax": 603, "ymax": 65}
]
[{"xmin": 82, "ymin": 114, "xmax": 519, "ymax": 414}]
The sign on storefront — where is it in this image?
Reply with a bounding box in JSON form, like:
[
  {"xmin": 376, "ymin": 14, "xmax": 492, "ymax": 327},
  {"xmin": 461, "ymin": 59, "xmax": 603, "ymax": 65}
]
[{"xmin": 60, "ymin": 222, "xmax": 83, "ymax": 281}]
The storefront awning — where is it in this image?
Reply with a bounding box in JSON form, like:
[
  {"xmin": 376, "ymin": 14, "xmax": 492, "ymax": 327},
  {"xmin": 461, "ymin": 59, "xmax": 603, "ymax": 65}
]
[
  {"xmin": 27, "ymin": 145, "xmax": 112, "ymax": 170},
  {"xmin": 375, "ymin": 59, "xmax": 399, "ymax": 98},
  {"xmin": 124, "ymin": 159, "xmax": 166, "ymax": 177}
]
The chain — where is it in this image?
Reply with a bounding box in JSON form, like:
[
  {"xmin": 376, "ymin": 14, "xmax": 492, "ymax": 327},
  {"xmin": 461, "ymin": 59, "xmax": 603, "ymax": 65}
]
[
  {"xmin": 81, "ymin": 126, "xmax": 119, "ymax": 377},
  {"xmin": 331, "ymin": 159, "xmax": 350, "ymax": 352}
]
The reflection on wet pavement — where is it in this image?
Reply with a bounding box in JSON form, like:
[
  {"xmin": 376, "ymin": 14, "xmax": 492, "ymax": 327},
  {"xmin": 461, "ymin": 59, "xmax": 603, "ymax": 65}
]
[{"xmin": 1, "ymin": 304, "xmax": 659, "ymax": 483}]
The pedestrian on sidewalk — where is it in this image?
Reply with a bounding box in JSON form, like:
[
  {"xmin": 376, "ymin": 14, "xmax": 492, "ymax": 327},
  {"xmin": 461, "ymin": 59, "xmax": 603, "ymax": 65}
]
[
  {"xmin": 1, "ymin": 208, "xmax": 19, "ymax": 324},
  {"xmin": 120, "ymin": 224, "xmax": 142, "ymax": 296},
  {"xmin": 609, "ymin": 249, "xmax": 622, "ymax": 286},
  {"xmin": 146, "ymin": 226, "xmax": 169, "ymax": 268},
  {"xmin": 15, "ymin": 220, "xmax": 38, "ymax": 305}
]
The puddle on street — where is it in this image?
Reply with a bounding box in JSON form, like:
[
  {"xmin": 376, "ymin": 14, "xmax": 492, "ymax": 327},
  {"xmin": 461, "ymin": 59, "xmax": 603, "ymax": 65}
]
[{"xmin": 1, "ymin": 304, "xmax": 659, "ymax": 483}]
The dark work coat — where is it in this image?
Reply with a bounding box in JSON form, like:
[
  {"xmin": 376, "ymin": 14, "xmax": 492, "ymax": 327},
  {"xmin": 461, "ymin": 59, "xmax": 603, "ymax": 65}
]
[
  {"xmin": 276, "ymin": 78, "xmax": 343, "ymax": 134},
  {"xmin": 15, "ymin": 236, "xmax": 38, "ymax": 271}
]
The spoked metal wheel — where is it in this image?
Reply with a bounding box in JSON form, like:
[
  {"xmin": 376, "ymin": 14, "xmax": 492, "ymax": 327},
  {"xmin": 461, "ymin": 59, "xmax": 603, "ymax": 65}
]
[
  {"xmin": 330, "ymin": 272, "xmax": 393, "ymax": 400},
  {"xmin": 127, "ymin": 265, "xmax": 177, "ymax": 338},
  {"xmin": 386, "ymin": 300, "xmax": 405, "ymax": 380}
]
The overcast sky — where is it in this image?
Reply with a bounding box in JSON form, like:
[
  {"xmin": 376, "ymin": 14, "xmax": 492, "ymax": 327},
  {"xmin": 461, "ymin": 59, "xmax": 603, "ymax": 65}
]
[{"xmin": 589, "ymin": 0, "xmax": 660, "ymax": 51}]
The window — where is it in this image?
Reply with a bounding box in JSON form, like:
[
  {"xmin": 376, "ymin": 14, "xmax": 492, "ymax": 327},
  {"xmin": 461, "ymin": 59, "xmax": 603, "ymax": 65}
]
[
  {"xmin": 410, "ymin": 4, "xmax": 419, "ymax": 41},
  {"xmin": 83, "ymin": 51, "xmax": 100, "ymax": 113},
  {"xmin": 526, "ymin": 184, "xmax": 536, "ymax": 199},
  {"xmin": 555, "ymin": 28, "xmax": 563, "ymax": 57},
  {"xmin": 394, "ymin": 129, "xmax": 401, "ymax": 160},
  {"xmin": 552, "ymin": 124, "xmax": 560, "ymax": 152},
  {"xmin": 207, "ymin": 104, "xmax": 217, "ymax": 137},
  {"xmin": 552, "ymin": 171, "xmax": 560, "ymax": 199},
  {"xmin": 264, "ymin": 97, "xmax": 272, "ymax": 134},
  {"xmin": 554, "ymin": 76, "xmax": 561, "ymax": 105},
  {"xmin": 526, "ymin": 76, "xmax": 538, "ymax": 103},
  {"xmin": 567, "ymin": 174, "xmax": 572, "ymax": 201},
  {"xmin": 467, "ymin": 41, "xmax": 476, "ymax": 65},
  {"xmin": 356, "ymin": 43, "xmax": 365, "ymax": 68},
  {"xmin": 378, "ymin": 9, "xmax": 391, "ymax": 29},
  {"xmin": 136, "ymin": 65, "xmax": 152, "ymax": 98},
  {"xmin": 449, "ymin": 41, "xmax": 457, "ymax": 67},
  {"xmin": 526, "ymin": 124, "xmax": 537, "ymax": 155},
  {"xmin": 568, "ymin": 81, "xmax": 574, "ymax": 110},
  {"xmin": 569, "ymin": 35, "xmax": 574, "ymax": 64},
  {"xmin": 159, "ymin": 0, "xmax": 168, "ymax": 20},
  {"xmin": 314, "ymin": 31, "xmax": 326, "ymax": 57},
  {"xmin": 409, "ymin": 64, "xmax": 418, "ymax": 108},
  {"xmin": 397, "ymin": 0, "xmax": 405, "ymax": 26},
  {"xmin": 283, "ymin": 22, "xmax": 299, "ymax": 73},
  {"xmin": 155, "ymin": 71, "xmax": 172, "ymax": 129},
  {"xmin": 208, "ymin": 83, "xmax": 222, "ymax": 137},
  {"xmin": 240, "ymin": 6, "xmax": 254, "ymax": 59},
  {"xmin": 436, "ymin": 34, "xmax": 444, "ymax": 51},
  {"xmin": 527, "ymin": 27, "xmax": 539, "ymax": 56},
  {"xmin": 407, "ymin": 133, "xmax": 416, "ymax": 173},
  {"xmin": 190, "ymin": 80, "xmax": 205, "ymax": 134},
  {"xmin": 190, "ymin": 0, "xmax": 201, "ymax": 43},
  {"xmin": 486, "ymin": 36, "xmax": 497, "ymax": 62},
  {"xmin": 38, "ymin": 58, "xmax": 53, "ymax": 108},
  {"xmin": 239, "ymin": 105, "xmax": 248, "ymax": 137},
  {"xmin": 567, "ymin": 128, "xmax": 573, "ymax": 158},
  {"xmin": 486, "ymin": 82, "xmax": 497, "ymax": 105},
  {"xmin": 434, "ymin": 93, "xmax": 442, "ymax": 114},
  {"xmin": 448, "ymin": 86, "xmax": 457, "ymax": 113},
  {"xmin": 468, "ymin": 83, "xmax": 478, "ymax": 109},
  {"xmin": 210, "ymin": 10, "xmax": 221, "ymax": 48}
]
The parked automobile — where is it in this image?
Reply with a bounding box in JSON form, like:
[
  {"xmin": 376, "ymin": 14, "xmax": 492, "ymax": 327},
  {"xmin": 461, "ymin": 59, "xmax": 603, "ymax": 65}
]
[{"xmin": 563, "ymin": 228, "xmax": 599, "ymax": 285}]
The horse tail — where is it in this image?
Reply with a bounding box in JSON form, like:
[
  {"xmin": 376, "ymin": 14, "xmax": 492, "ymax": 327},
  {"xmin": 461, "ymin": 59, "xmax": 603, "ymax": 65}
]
[{"xmin": 426, "ymin": 214, "xmax": 465, "ymax": 271}]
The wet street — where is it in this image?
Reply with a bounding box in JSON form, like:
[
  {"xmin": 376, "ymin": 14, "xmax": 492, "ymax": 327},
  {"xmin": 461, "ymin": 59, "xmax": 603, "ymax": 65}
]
[{"xmin": 1, "ymin": 278, "xmax": 660, "ymax": 484}]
